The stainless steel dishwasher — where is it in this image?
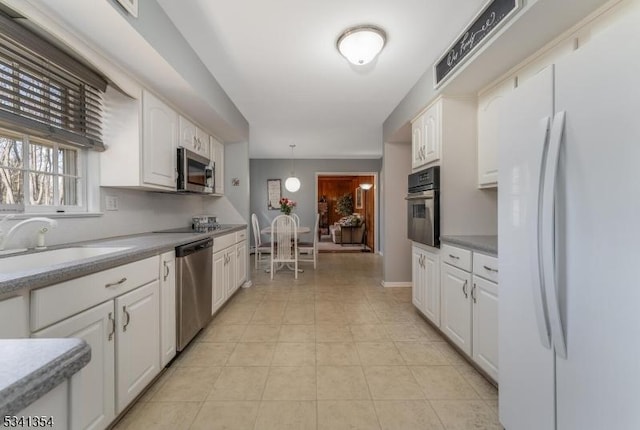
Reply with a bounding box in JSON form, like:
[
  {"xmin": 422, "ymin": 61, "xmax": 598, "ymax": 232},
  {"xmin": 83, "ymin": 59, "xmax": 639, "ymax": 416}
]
[{"xmin": 176, "ymin": 237, "xmax": 213, "ymax": 351}]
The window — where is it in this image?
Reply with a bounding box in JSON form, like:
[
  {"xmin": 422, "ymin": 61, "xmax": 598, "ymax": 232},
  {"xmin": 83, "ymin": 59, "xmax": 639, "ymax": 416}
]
[
  {"xmin": 0, "ymin": 9, "xmax": 106, "ymax": 214},
  {"xmin": 0, "ymin": 128, "xmax": 84, "ymax": 212}
]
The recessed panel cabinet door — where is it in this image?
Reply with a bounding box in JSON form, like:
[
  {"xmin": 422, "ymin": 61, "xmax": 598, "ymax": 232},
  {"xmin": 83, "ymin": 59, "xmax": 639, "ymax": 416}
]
[
  {"xmin": 472, "ymin": 275, "xmax": 499, "ymax": 380},
  {"xmin": 160, "ymin": 251, "xmax": 176, "ymax": 368},
  {"xmin": 411, "ymin": 247, "xmax": 425, "ymax": 311},
  {"xmin": 142, "ymin": 91, "xmax": 177, "ymax": 189},
  {"xmin": 423, "ymin": 101, "xmax": 441, "ymax": 166},
  {"xmin": 115, "ymin": 281, "xmax": 160, "ymax": 413},
  {"xmin": 423, "ymin": 250, "xmax": 440, "ymax": 327},
  {"xmin": 236, "ymin": 240, "xmax": 247, "ymax": 288},
  {"xmin": 212, "ymin": 249, "xmax": 226, "ymax": 315},
  {"xmin": 411, "ymin": 119, "xmax": 424, "ymax": 169},
  {"xmin": 33, "ymin": 301, "xmax": 115, "ymax": 430},
  {"xmin": 225, "ymin": 248, "xmax": 237, "ymax": 297},
  {"xmin": 441, "ymin": 263, "xmax": 472, "ymax": 355}
]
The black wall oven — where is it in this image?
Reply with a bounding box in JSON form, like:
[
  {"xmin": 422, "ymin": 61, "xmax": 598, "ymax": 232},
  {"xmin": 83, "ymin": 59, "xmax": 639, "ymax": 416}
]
[
  {"xmin": 177, "ymin": 147, "xmax": 213, "ymax": 194},
  {"xmin": 406, "ymin": 166, "xmax": 440, "ymax": 248}
]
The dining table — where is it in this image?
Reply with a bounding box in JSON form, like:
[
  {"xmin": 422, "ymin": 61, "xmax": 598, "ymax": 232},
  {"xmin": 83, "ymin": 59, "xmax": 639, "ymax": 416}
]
[{"xmin": 260, "ymin": 225, "xmax": 311, "ymax": 273}]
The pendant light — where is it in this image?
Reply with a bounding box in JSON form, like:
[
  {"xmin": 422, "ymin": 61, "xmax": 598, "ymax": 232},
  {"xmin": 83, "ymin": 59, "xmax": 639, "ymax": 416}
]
[
  {"xmin": 337, "ymin": 25, "xmax": 387, "ymax": 66},
  {"xmin": 285, "ymin": 144, "xmax": 301, "ymax": 192}
]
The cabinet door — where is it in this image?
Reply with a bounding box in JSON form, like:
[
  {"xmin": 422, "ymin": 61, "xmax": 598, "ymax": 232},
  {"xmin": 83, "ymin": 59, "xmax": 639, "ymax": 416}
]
[
  {"xmin": 159, "ymin": 251, "xmax": 176, "ymax": 368},
  {"xmin": 477, "ymin": 79, "xmax": 514, "ymax": 188},
  {"xmin": 212, "ymin": 249, "xmax": 227, "ymax": 315},
  {"xmin": 236, "ymin": 240, "xmax": 247, "ymax": 288},
  {"xmin": 196, "ymin": 127, "xmax": 210, "ymax": 158},
  {"xmin": 33, "ymin": 301, "xmax": 115, "ymax": 430},
  {"xmin": 0, "ymin": 295, "xmax": 28, "ymax": 338},
  {"xmin": 472, "ymin": 275, "xmax": 499, "ymax": 381},
  {"xmin": 211, "ymin": 137, "xmax": 225, "ymax": 195},
  {"xmin": 411, "ymin": 247, "xmax": 425, "ymax": 311},
  {"xmin": 142, "ymin": 91, "xmax": 177, "ymax": 189},
  {"xmin": 423, "ymin": 101, "xmax": 441, "ymax": 165},
  {"xmin": 441, "ymin": 263, "xmax": 472, "ymax": 355},
  {"xmin": 411, "ymin": 118, "xmax": 424, "ymax": 169},
  {"xmin": 178, "ymin": 115, "xmax": 198, "ymax": 154},
  {"xmin": 423, "ymin": 250, "xmax": 441, "ymax": 327},
  {"xmin": 225, "ymin": 248, "xmax": 237, "ymax": 297},
  {"xmin": 115, "ymin": 281, "xmax": 160, "ymax": 413}
]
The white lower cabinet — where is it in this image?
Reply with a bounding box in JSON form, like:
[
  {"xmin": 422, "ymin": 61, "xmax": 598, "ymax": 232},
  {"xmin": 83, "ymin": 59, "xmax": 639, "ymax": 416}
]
[
  {"xmin": 472, "ymin": 275, "xmax": 499, "ymax": 380},
  {"xmin": 436, "ymin": 244, "xmax": 499, "ymax": 382},
  {"xmin": 33, "ymin": 301, "xmax": 115, "ymax": 430},
  {"xmin": 212, "ymin": 232, "xmax": 247, "ymax": 315},
  {"xmin": 411, "ymin": 245, "xmax": 440, "ymax": 326},
  {"xmin": 31, "ymin": 256, "xmax": 162, "ymax": 430},
  {"xmin": 159, "ymin": 251, "xmax": 176, "ymax": 367},
  {"xmin": 114, "ymin": 281, "xmax": 160, "ymax": 412},
  {"xmin": 441, "ymin": 263, "xmax": 473, "ymax": 355}
]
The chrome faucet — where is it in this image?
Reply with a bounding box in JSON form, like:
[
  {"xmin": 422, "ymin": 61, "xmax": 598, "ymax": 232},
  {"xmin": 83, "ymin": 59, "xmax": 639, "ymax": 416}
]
[{"xmin": 0, "ymin": 217, "xmax": 58, "ymax": 251}]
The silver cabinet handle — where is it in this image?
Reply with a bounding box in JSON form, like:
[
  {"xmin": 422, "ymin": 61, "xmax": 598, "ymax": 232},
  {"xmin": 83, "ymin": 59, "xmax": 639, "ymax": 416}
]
[
  {"xmin": 105, "ymin": 277, "xmax": 127, "ymax": 288},
  {"xmin": 462, "ymin": 280, "xmax": 468, "ymax": 298},
  {"xmin": 483, "ymin": 265, "xmax": 498, "ymax": 273},
  {"xmin": 449, "ymin": 254, "xmax": 460, "ymax": 260},
  {"xmin": 472, "ymin": 283, "xmax": 477, "ymax": 303},
  {"xmin": 108, "ymin": 312, "xmax": 115, "ymax": 341},
  {"xmin": 122, "ymin": 305, "xmax": 131, "ymax": 332},
  {"xmin": 163, "ymin": 262, "xmax": 170, "ymax": 281}
]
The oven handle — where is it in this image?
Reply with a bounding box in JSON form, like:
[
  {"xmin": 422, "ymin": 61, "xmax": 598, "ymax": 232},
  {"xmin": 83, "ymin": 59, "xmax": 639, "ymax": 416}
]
[{"xmin": 405, "ymin": 195, "xmax": 434, "ymax": 201}]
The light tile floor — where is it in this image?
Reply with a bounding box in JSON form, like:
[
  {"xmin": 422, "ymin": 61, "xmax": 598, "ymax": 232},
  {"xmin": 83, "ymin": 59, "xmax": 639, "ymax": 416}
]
[{"xmin": 114, "ymin": 253, "xmax": 501, "ymax": 430}]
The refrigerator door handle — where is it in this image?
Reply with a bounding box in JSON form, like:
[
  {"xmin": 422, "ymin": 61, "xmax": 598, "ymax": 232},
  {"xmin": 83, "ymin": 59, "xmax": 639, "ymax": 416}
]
[
  {"xmin": 531, "ymin": 117, "xmax": 552, "ymax": 349},
  {"xmin": 541, "ymin": 111, "xmax": 568, "ymax": 359}
]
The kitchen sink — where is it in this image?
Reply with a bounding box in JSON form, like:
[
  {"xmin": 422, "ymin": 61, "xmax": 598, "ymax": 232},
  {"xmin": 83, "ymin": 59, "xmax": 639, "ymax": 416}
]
[{"xmin": 0, "ymin": 247, "xmax": 132, "ymax": 273}]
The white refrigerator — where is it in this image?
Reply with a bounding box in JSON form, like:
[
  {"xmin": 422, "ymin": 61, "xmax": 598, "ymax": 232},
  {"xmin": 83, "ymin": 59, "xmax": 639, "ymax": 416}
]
[{"xmin": 498, "ymin": 5, "xmax": 640, "ymax": 430}]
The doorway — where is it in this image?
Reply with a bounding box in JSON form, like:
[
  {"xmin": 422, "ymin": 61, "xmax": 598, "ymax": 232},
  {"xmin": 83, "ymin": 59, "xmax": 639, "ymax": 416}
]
[{"xmin": 315, "ymin": 172, "xmax": 377, "ymax": 252}]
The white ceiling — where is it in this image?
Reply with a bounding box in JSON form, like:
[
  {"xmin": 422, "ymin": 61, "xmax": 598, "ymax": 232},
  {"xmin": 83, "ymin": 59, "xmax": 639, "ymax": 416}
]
[{"xmin": 158, "ymin": 0, "xmax": 486, "ymax": 159}]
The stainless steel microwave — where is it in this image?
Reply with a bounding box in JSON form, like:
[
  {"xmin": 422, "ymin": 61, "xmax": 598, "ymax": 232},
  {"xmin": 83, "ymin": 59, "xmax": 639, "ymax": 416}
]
[{"xmin": 177, "ymin": 147, "xmax": 214, "ymax": 194}]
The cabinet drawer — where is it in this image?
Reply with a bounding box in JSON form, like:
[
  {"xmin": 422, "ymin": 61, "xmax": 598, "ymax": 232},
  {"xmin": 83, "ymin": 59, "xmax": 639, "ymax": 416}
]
[
  {"xmin": 473, "ymin": 253, "xmax": 499, "ymax": 283},
  {"xmin": 236, "ymin": 230, "xmax": 247, "ymax": 243},
  {"xmin": 441, "ymin": 244, "xmax": 472, "ymax": 271},
  {"xmin": 213, "ymin": 232, "xmax": 235, "ymax": 253},
  {"xmin": 31, "ymin": 256, "xmax": 159, "ymax": 331}
]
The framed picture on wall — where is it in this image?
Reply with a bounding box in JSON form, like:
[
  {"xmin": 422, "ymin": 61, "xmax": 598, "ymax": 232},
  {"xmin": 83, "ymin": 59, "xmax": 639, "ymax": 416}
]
[
  {"xmin": 267, "ymin": 179, "xmax": 282, "ymax": 210},
  {"xmin": 355, "ymin": 187, "xmax": 363, "ymax": 209}
]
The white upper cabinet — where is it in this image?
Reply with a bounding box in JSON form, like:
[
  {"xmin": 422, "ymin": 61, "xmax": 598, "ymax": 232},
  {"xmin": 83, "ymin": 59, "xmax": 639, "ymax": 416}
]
[
  {"xmin": 412, "ymin": 98, "xmax": 442, "ymax": 170},
  {"xmin": 477, "ymin": 78, "xmax": 514, "ymax": 188},
  {"xmin": 179, "ymin": 116, "xmax": 210, "ymax": 159},
  {"xmin": 142, "ymin": 91, "xmax": 178, "ymax": 189},
  {"xmin": 211, "ymin": 136, "xmax": 225, "ymax": 195},
  {"xmin": 422, "ymin": 100, "xmax": 442, "ymax": 166}
]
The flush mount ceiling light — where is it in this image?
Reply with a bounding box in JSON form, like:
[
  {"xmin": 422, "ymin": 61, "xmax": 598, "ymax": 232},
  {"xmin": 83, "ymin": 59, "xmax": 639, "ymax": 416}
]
[
  {"xmin": 285, "ymin": 144, "xmax": 301, "ymax": 192},
  {"xmin": 337, "ymin": 25, "xmax": 387, "ymax": 66}
]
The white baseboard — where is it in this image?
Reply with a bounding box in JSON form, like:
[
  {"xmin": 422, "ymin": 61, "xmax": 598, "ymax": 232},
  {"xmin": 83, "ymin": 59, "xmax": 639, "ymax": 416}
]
[{"xmin": 380, "ymin": 281, "xmax": 412, "ymax": 288}]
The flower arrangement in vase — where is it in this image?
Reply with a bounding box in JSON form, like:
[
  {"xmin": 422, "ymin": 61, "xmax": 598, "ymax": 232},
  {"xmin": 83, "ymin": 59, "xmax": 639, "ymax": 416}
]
[{"xmin": 279, "ymin": 197, "xmax": 296, "ymax": 215}]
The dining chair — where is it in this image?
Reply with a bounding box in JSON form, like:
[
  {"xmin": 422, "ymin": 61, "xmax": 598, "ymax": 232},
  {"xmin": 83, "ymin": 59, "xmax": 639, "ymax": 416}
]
[
  {"xmin": 251, "ymin": 213, "xmax": 271, "ymax": 269},
  {"xmin": 292, "ymin": 213, "xmax": 300, "ymax": 226},
  {"xmin": 298, "ymin": 213, "xmax": 319, "ymax": 269},
  {"xmin": 270, "ymin": 214, "xmax": 298, "ymax": 279}
]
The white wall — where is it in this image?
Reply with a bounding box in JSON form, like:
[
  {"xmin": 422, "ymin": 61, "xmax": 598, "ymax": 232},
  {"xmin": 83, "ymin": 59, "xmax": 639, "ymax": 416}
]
[{"xmin": 381, "ymin": 142, "xmax": 412, "ymax": 284}]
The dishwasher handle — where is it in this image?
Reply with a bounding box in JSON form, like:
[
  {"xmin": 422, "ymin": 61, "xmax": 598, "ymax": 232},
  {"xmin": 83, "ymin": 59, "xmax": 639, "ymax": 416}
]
[{"xmin": 176, "ymin": 238, "xmax": 213, "ymax": 257}]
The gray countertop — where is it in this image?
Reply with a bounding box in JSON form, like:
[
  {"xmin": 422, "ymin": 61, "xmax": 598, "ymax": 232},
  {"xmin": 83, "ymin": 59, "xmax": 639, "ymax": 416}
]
[
  {"xmin": 0, "ymin": 224, "xmax": 247, "ymax": 296},
  {"xmin": 440, "ymin": 235, "xmax": 498, "ymax": 256},
  {"xmin": 0, "ymin": 338, "xmax": 90, "ymax": 417}
]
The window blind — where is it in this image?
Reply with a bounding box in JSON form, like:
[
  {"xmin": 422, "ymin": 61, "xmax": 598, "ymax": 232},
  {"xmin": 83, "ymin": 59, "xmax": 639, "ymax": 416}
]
[{"xmin": 0, "ymin": 12, "xmax": 107, "ymax": 151}]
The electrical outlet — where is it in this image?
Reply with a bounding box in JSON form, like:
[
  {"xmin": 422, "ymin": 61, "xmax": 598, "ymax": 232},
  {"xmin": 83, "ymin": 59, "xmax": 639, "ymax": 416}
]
[{"xmin": 105, "ymin": 195, "xmax": 119, "ymax": 211}]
